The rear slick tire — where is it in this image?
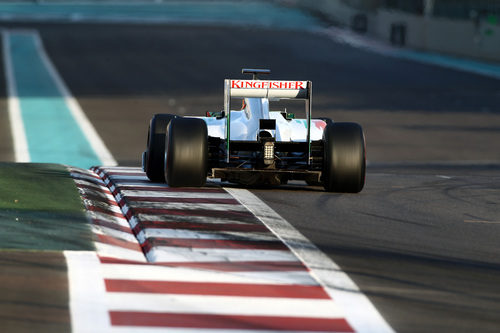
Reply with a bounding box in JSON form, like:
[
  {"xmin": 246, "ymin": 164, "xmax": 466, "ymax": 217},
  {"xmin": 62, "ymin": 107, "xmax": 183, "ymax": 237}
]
[
  {"xmin": 144, "ymin": 114, "xmax": 177, "ymax": 182},
  {"xmin": 165, "ymin": 117, "xmax": 208, "ymax": 187},
  {"xmin": 323, "ymin": 122, "xmax": 366, "ymax": 193}
]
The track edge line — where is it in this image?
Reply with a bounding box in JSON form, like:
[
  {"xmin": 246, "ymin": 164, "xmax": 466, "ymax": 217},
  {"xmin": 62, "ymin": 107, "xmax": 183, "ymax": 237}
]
[{"xmin": 225, "ymin": 187, "xmax": 395, "ymax": 333}]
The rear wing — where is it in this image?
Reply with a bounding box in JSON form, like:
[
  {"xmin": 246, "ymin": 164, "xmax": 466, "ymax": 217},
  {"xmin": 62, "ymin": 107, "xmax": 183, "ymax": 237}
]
[
  {"xmin": 223, "ymin": 74, "xmax": 313, "ymax": 164},
  {"xmin": 227, "ymin": 80, "xmax": 309, "ymax": 99}
]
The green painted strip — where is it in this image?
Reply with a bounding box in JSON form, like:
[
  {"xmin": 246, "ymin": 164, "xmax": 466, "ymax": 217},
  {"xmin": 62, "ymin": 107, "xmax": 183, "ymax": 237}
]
[
  {"xmin": 6, "ymin": 31, "xmax": 102, "ymax": 168},
  {"xmin": 0, "ymin": 162, "xmax": 94, "ymax": 251}
]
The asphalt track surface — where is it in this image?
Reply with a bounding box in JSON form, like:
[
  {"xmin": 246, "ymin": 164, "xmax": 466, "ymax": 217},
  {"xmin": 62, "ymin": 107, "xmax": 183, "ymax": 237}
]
[{"xmin": 0, "ymin": 22, "xmax": 499, "ymax": 332}]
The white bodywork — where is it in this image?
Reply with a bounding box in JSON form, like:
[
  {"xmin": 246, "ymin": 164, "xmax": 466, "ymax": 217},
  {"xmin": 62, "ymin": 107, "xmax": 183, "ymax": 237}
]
[{"xmin": 199, "ymin": 97, "xmax": 327, "ymax": 142}]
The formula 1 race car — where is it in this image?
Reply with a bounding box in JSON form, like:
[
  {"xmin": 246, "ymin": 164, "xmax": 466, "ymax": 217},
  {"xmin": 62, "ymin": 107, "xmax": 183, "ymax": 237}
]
[{"xmin": 142, "ymin": 69, "xmax": 365, "ymax": 192}]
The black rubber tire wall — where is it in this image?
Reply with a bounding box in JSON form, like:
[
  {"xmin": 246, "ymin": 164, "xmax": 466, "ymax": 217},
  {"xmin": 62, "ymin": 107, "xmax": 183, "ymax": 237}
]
[
  {"xmin": 323, "ymin": 122, "xmax": 366, "ymax": 193},
  {"xmin": 145, "ymin": 114, "xmax": 177, "ymax": 182},
  {"xmin": 165, "ymin": 117, "xmax": 208, "ymax": 187}
]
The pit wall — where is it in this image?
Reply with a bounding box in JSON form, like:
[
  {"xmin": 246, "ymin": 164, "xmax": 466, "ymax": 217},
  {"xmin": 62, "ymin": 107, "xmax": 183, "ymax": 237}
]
[{"xmin": 285, "ymin": 0, "xmax": 500, "ymax": 63}]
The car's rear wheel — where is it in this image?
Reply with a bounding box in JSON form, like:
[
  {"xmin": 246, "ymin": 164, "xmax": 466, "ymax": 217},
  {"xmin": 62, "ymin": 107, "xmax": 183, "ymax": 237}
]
[
  {"xmin": 165, "ymin": 117, "xmax": 208, "ymax": 187},
  {"xmin": 144, "ymin": 114, "xmax": 177, "ymax": 182},
  {"xmin": 323, "ymin": 122, "xmax": 365, "ymax": 193}
]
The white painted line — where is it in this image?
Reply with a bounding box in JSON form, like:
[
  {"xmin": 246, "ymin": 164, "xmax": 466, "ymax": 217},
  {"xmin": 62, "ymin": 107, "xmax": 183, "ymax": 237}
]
[
  {"xmin": 130, "ymin": 214, "xmax": 255, "ymax": 226},
  {"xmin": 64, "ymin": 251, "xmax": 111, "ymax": 333},
  {"xmin": 114, "ymin": 184, "xmax": 190, "ymax": 191},
  {"xmin": 108, "ymin": 174, "xmax": 150, "ymax": 181},
  {"xmin": 87, "ymin": 201, "xmax": 124, "ymax": 215},
  {"xmin": 73, "ymin": 178, "xmax": 111, "ymax": 191},
  {"xmin": 75, "ymin": 182, "xmax": 113, "ymax": 198},
  {"xmin": 91, "ymin": 224, "xmax": 137, "ymax": 243},
  {"xmin": 106, "ymin": 293, "xmax": 344, "ymax": 318},
  {"xmin": 92, "ymin": 214, "xmax": 131, "ymax": 229},
  {"xmin": 96, "ymin": 166, "xmax": 142, "ymax": 172},
  {"xmin": 118, "ymin": 327, "xmax": 351, "ymax": 333},
  {"xmin": 101, "ymin": 263, "xmax": 318, "ymax": 285},
  {"xmin": 87, "ymin": 210, "xmax": 129, "ymax": 226},
  {"xmin": 109, "ymin": 181, "xmax": 162, "ymax": 187},
  {"xmin": 2, "ymin": 30, "xmax": 30, "ymax": 162},
  {"xmin": 118, "ymin": 190, "xmax": 233, "ymax": 199},
  {"xmin": 106, "ymin": 328, "xmax": 322, "ymax": 333},
  {"xmin": 70, "ymin": 172, "xmax": 107, "ymax": 185},
  {"xmin": 147, "ymin": 247, "xmax": 299, "ymax": 263},
  {"xmin": 136, "ymin": 228, "xmax": 276, "ymax": 243},
  {"xmin": 81, "ymin": 190, "xmax": 116, "ymax": 204},
  {"xmin": 32, "ymin": 31, "xmax": 117, "ymax": 166},
  {"xmin": 122, "ymin": 201, "xmax": 247, "ymax": 211},
  {"xmin": 94, "ymin": 243, "xmax": 147, "ymax": 262},
  {"xmin": 225, "ymin": 188, "xmax": 395, "ymax": 333}
]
